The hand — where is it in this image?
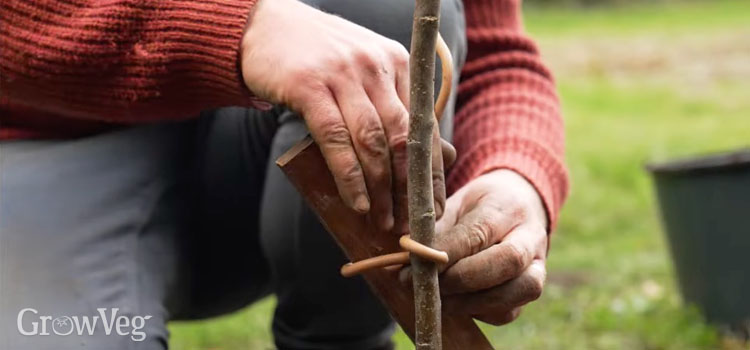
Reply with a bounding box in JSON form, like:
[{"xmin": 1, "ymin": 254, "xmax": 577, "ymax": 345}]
[
  {"xmin": 433, "ymin": 169, "xmax": 549, "ymax": 325},
  {"xmin": 240, "ymin": 0, "xmax": 449, "ymax": 234}
]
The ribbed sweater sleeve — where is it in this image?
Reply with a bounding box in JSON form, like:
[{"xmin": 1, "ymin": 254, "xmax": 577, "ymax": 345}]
[
  {"xmin": 448, "ymin": 0, "xmax": 569, "ymax": 230},
  {"xmin": 0, "ymin": 0, "xmax": 263, "ymax": 122}
]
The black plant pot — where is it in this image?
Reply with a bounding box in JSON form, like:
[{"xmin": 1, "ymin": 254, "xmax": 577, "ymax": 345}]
[{"xmin": 647, "ymin": 149, "xmax": 750, "ymax": 337}]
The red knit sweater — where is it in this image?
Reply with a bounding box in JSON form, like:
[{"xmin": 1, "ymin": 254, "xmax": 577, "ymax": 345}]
[{"xmin": 0, "ymin": 0, "xmax": 569, "ymax": 228}]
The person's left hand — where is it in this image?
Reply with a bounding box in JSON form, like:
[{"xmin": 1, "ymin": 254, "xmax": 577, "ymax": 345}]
[{"xmin": 429, "ymin": 169, "xmax": 549, "ymax": 325}]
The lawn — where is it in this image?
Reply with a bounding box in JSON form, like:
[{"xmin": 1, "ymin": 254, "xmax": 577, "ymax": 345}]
[{"xmin": 169, "ymin": 1, "xmax": 750, "ymax": 349}]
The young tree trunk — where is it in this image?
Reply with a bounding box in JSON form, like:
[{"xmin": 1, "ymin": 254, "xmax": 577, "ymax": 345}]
[{"xmin": 407, "ymin": 0, "xmax": 442, "ymax": 349}]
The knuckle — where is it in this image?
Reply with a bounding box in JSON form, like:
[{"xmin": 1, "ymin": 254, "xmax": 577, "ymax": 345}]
[
  {"xmin": 450, "ymin": 267, "xmax": 472, "ymax": 290},
  {"xmin": 432, "ymin": 170, "xmax": 446, "ymax": 188},
  {"xmin": 529, "ymin": 221, "xmax": 548, "ymax": 239},
  {"xmin": 507, "ymin": 200, "xmax": 529, "ymax": 225},
  {"xmin": 328, "ymin": 55, "xmax": 356, "ymax": 78},
  {"xmin": 434, "ymin": 197, "xmax": 445, "ymax": 221},
  {"xmin": 388, "ymin": 41, "xmax": 409, "ymax": 67},
  {"xmin": 465, "ymin": 218, "xmax": 492, "ymax": 254},
  {"xmin": 355, "ymin": 118, "xmax": 388, "ymax": 160},
  {"xmin": 385, "ymin": 108, "xmax": 409, "ymax": 144},
  {"xmin": 368, "ymin": 165, "xmax": 389, "ymax": 185},
  {"xmin": 504, "ymin": 244, "xmax": 528, "ymax": 276},
  {"xmin": 353, "ymin": 48, "xmax": 383, "ymax": 77},
  {"xmin": 453, "ymin": 222, "xmax": 476, "ymax": 257},
  {"xmin": 508, "ymin": 309, "xmax": 523, "ymax": 324},
  {"xmin": 388, "ymin": 132, "xmax": 408, "ymax": 158},
  {"xmin": 524, "ymin": 274, "xmax": 544, "ymax": 301},
  {"xmin": 289, "ymin": 69, "xmax": 325, "ymax": 92},
  {"xmin": 338, "ymin": 159, "xmax": 364, "ymax": 186},
  {"xmin": 432, "ymin": 176, "xmax": 446, "ymax": 216},
  {"xmin": 320, "ymin": 122, "xmax": 352, "ymax": 147},
  {"xmin": 391, "ymin": 53, "xmax": 409, "ymax": 73},
  {"xmin": 388, "ymin": 104, "xmax": 410, "ymax": 124}
]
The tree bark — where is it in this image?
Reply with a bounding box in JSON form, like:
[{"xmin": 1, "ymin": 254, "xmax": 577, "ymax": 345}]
[{"xmin": 408, "ymin": 1, "xmax": 442, "ymax": 349}]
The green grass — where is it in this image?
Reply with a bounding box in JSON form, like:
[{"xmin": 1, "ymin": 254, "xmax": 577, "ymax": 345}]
[
  {"xmin": 524, "ymin": 0, "xmax": 750, "ymax": 37},
  {"xmin": 511, "ymin": 80, "xmax": 750, "ymax": 350},
  {"xmin": 169, "ymin": 1, "xmax": 750, "ymax": 349}
]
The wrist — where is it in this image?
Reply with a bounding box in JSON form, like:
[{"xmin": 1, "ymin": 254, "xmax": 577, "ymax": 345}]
[
  {"xmin": 241, "ymin": 0, "xmax": 294, "ymax": 57},
  {"xmin": 482, "ymin": 169, "xmax": 550, "ymax": 231},
  {"xmin": 241, "ymin": 0, "xmax": 268, "ymax": 62}
]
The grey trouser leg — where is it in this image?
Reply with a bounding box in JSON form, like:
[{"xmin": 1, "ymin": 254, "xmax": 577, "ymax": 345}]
[
  {"xmin": 0, "ymin": 110, "xmax": 279, "ymax": 350},
  {"xmin": 0, "ymin": 123, "xmax": 197, "ymax": 350}
]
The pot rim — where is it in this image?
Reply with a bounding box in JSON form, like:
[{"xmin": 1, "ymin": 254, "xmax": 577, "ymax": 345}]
[{"xmin": 646, "ymin": 148, "xmax": 750, "ymax": 175}]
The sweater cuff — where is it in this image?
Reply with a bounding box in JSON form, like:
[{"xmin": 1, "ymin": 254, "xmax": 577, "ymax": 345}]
[
  {"xmin": 164, "ymin": 0, "xmax": 270, "ymax": 110},
  {"xmin": 447, "ymin": 138, "xmax": 569, "ymax": 232}
]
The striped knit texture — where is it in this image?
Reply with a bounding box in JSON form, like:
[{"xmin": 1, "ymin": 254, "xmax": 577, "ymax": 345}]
[
  {"xmin": 0, "ymin": 0, "xmax": 261, "ymax": 137},
  {"xmin": 446, "ymin": 0, "xmax": 569, "ymax": 230},
  {"xmin": 0, "ymin": 0, "xmax": 569, "ymax": 228}
]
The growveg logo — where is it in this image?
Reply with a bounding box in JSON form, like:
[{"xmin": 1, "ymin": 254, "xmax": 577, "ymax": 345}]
[{"xmin": 17, "ymin": 308, "xmax": 153, "ymax": 341}]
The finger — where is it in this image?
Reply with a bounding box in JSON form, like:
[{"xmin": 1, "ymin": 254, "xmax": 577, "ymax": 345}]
[
  {"xmin": 433, "ymin": 200, "xmax": 527, "ymax": 273},
  {"xmin": 394, "ymin": 52, "xmax": 410, "ymax": 111},
  {"xmin": 333, "ymin": 80, "xmax": 394, "ymax": 230},
  {"xmin": 475, "ymin": 308, "xmax": 521, "ymax": 326},
  {"xmin": 391, "ymin": 129, "xmax": 410, "ymax": 236},
  {"xmin": 440, "ymin": 223, "xmax": 547, "ymax": 295},
  {"xmin": 302, "ymin": 87, "xmax": 370, "ymax": 213},
  {"xmin": 398, "ymin": 267, "xmax": 412, "ymax": 291},
  {"xmin": 434, "ymin": 185, "xmax": 462, "ymax": 236},
  {"xmin": 389, "ymin": 47, "xmax": 412, "ymax": 236},
  {"xmin": 444, "ymin": 259, "xmax": 546, "ymax": 318},
  {"xmin": 362, "ymin": 61, "xmax": 409, "ymax": 233},
  {"xmin": 442, "ymin": 139, "xmax": 456, "ymax": 168},
  {"xmin": 431, "ymin": 124, "xmax": 447, "ymax": 220}
]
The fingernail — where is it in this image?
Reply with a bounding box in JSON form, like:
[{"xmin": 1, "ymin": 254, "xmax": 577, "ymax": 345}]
[
  {"xmin": 382, "ymin": 214, "xmax": 394, "ymax": 232},
  {"xmin": 384, "ymin": 264, "xmax": 403, "ymax": 272},
  {"xmin": 397, "ymin": 221, "xmax": 410, "ymax": 236},
  {"xmin": 441, "ymin": 139, "xmax": 457, "ymax": 166},
  {"xmin": 353, "ymin": 194, "xmax": 370, "ymax": 213},
  {"xmin": 398, "ymin": 267, "xmax": 412, "ymax": 286}
]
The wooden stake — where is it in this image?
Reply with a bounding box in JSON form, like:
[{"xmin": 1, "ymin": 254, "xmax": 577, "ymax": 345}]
[
  {"xmin": 277, "ymin": 138, "xmax": 494, "ymax": 350},
  {"xmin": 408, "ymin": 1, "xmax": 442, "ymax": 349}
]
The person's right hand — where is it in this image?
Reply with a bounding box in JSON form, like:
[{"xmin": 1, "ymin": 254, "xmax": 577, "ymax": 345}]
[{"xmin": 241, "ymin": 0, "xmax": 450, "ymax": 234}]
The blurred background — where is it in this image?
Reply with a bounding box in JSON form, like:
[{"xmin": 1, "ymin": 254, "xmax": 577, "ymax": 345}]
[{"xmin": 169, "ymin": 0, "xmax": 750, "ymax": 349}]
